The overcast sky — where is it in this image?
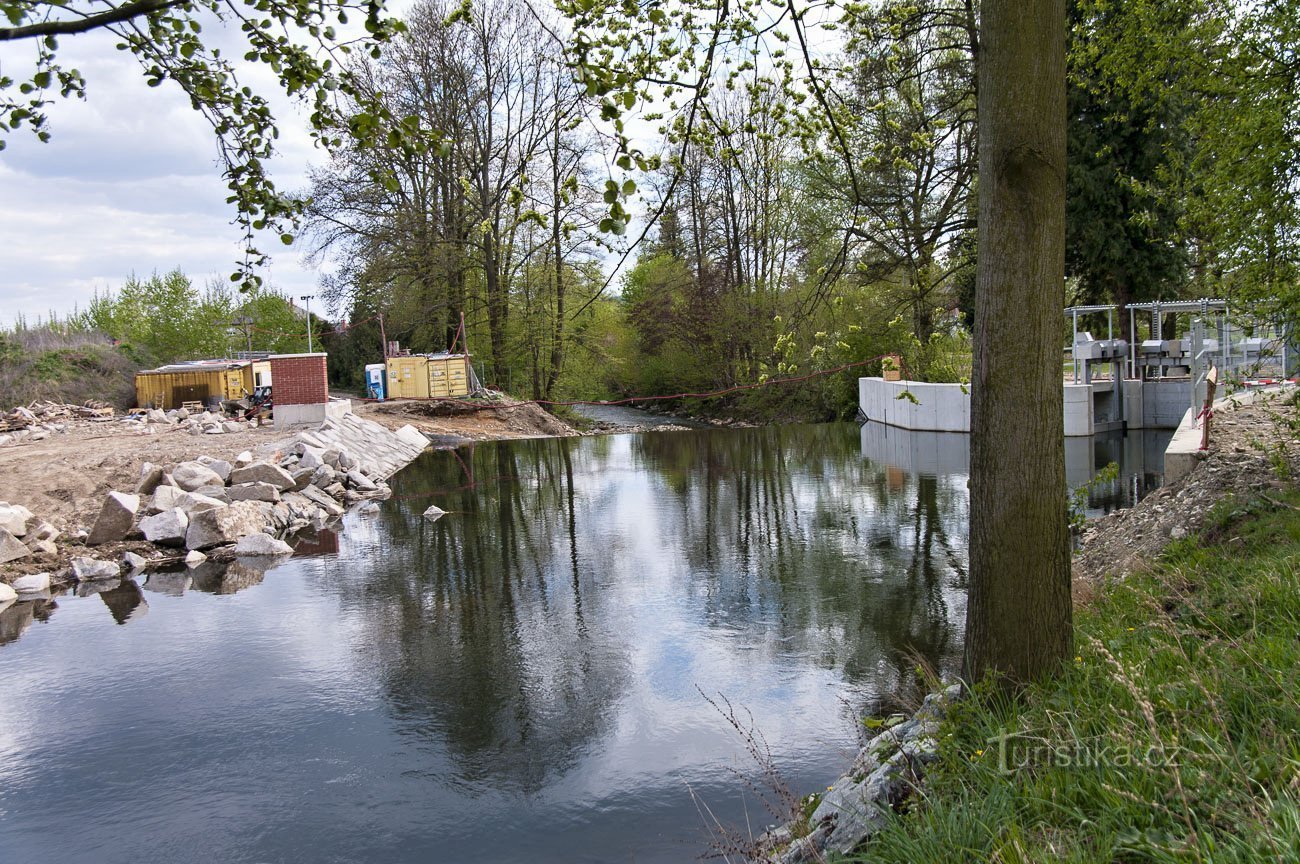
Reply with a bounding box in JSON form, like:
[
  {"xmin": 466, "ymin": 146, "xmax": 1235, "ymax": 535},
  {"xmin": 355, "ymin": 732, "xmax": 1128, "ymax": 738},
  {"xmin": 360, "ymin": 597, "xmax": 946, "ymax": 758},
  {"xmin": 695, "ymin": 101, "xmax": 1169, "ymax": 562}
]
[{"xmin": 0, "ymin": 26, "xmax": 324, "ymax": 327}]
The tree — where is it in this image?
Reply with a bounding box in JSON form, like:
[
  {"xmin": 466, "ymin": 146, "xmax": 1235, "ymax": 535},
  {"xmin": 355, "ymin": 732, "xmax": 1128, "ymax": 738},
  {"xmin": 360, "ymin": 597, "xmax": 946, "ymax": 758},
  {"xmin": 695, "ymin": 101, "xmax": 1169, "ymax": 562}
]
[
  {"xmin": 1, "ymin": 0, "xmax": 410, "ymax": 289},
  {"xmin": 963, "ymin": 0, "xmax": 1072, "ymax": 685}
]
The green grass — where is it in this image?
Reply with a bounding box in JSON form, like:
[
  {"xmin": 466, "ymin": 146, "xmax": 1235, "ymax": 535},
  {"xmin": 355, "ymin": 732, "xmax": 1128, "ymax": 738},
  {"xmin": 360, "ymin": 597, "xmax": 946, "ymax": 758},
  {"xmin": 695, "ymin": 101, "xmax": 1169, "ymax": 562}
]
[{"xmin": 853, "ymin": 489, "xmax": 1300, "ymax": 863}]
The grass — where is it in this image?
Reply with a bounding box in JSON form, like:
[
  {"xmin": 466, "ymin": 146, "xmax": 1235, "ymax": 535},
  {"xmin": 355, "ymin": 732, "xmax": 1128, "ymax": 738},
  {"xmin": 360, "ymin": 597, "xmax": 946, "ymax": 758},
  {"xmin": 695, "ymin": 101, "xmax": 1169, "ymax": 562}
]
[
  {"xmin": 0, "ymin": 327, "xmax": 146, "ymax": 410},
  {"xmin": 851, "ymin": 488, "xmax": 1300, "ymax": 863}
]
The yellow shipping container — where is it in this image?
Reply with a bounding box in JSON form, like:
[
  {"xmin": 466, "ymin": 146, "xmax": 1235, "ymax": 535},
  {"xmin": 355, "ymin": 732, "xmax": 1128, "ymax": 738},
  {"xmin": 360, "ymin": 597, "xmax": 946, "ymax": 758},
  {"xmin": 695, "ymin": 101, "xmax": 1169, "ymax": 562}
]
[
  {"xmin": 386, "ymin": 356, "xmax": 430, "ymax": 398},
  {"xmin": 383, "ymin": 354, "xmax": 472, "ymax": 399},
  {"xmin": 427, "ymin": 354, "xmax": 470, "ymax": 398},
  {"xmin": 135, "ymin": 360, "xmax": 266, "ymax": 410}
]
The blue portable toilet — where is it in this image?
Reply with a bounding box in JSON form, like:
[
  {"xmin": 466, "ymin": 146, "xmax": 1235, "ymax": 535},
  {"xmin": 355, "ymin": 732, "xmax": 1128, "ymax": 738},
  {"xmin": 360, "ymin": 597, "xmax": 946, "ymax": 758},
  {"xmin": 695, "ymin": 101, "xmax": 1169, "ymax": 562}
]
[{"xmin": 365, "ymin": 363, "xmax": 386, "ymax": 400}]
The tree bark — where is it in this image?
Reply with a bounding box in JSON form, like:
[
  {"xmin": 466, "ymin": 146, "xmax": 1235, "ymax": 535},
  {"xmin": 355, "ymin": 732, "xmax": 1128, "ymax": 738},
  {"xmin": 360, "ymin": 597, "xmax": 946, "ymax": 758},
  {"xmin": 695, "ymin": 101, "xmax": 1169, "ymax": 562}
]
[{"xmin": 964, "ymin": 0, "xmax": 1073, "ymax": 687}]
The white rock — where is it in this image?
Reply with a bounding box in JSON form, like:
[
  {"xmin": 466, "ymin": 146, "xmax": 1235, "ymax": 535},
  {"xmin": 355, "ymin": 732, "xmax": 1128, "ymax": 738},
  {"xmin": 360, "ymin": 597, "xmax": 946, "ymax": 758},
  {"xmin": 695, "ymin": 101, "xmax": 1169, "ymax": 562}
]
[
  {"xmin": 184, "ymin": 501, "xmax": 269, "ymax": 550},
  {"xmin": 139, "ymin": 508, "xmax": 190, "ymax": 547},
  {"xmin": 71, "ymin": 557, "xmax": 121, "ymax": 582},
  {"xmin": 26, "ymin": 539, "xmax": 58, "ymax": 555},
  {"xmin": 422, "ymin": 505, "xmax": 447, "ymax": 522},
  {"xmin": 234, "ymin": 450, "xmax": 254, "ymax": 467},
  {"xmin": 227, "ymin": 482, "xmax": 282, "ymax": 503},
  {"xmin": 184, "ymin": 550, "xmax": 207, "ymax": 566},
  {"xmin": 123, "ymin": 551, "xmax": 149, "ymax": 571},
  {"xmin": 196, "ymin": 456, "xmax": 233, "ymax": 481},
  {"xmin": 346, "ymin": 470, "xmax": 377, "ymax": 492},
  {"xmin": 172, "ymin": 461, "xmax": 225, "ymax": 492},
  {"xmin": 232, "ymin": 533, "xmax": 293, "ymax": 556},
  {"xmin": 229, "ymin": 461, "xmax": 296, "ymax": 490},
  {"xmin": 0, "ymin": 504, "xmax": 29, "ymax": 537},
  {"xmin": 13, "ymin": 571, "xmax": 53, "ymax": 592},
  {"xmin": 0, "ymin": 582, "xmax": 16, "ymax": 604}
]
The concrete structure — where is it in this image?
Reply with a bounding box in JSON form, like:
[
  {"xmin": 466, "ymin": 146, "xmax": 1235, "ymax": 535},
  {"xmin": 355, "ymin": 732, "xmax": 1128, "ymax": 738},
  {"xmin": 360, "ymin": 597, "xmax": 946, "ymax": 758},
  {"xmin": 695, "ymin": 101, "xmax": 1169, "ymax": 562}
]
[
  {"xmin": 860, "ymin": 374, "xmax": 1202, "ymax": 438},
  {"xmin": 1163, "ymin": 383, "xmax": 1296, "ymax": 484},
  {"xmin": 269, "ymin": 353, "xmax": 342, "ymax": 429}
]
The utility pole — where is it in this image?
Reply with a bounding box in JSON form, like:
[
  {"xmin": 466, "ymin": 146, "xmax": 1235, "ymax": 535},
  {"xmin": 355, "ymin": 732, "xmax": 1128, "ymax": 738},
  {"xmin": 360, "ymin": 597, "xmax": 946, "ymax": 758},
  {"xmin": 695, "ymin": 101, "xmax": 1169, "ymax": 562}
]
[{"xmin": 299, "ymin": 295, "xmax": 315, "ymax": 352}]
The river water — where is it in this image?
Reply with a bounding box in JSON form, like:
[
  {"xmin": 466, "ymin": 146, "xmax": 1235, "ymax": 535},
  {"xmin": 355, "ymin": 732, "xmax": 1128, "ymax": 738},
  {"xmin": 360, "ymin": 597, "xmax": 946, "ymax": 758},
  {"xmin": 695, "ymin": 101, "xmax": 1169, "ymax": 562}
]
[{"xmin": 0, "ymin": 421, "xmax": 1168, "ymax": 863}]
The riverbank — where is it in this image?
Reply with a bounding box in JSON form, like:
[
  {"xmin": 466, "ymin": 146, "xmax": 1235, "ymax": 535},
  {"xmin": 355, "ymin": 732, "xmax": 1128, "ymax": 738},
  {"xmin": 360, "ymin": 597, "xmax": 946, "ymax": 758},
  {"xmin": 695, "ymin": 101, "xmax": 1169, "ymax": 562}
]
[{"xmin": 767, "ymin": 389, "xmax": 1300, "ymax": 862}]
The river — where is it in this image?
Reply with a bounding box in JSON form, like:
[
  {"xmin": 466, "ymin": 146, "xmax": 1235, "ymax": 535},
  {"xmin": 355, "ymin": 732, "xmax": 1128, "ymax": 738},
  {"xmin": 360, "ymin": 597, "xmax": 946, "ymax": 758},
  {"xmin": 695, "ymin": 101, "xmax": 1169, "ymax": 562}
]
[{"xmin": 0, "ymin": 420, "xmax": 1168, "ymax": 863}]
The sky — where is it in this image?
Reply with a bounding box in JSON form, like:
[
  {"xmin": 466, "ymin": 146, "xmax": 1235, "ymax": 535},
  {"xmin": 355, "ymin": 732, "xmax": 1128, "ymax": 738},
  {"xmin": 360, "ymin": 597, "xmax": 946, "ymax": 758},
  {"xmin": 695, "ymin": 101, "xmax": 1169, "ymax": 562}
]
[{"xmin": 0, "ymin": 25, "xmax": 324, "ymax": 326}]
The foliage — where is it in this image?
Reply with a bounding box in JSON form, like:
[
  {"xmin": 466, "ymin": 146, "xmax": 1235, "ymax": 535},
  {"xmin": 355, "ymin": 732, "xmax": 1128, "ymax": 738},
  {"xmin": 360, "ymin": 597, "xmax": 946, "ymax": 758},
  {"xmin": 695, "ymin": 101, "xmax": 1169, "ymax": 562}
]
[
  {"xmin": 0, "ymin": 325, "xmax": 144, "ymax": 409},
  {"xmin": 74, "ymin": 270, "xmax": 314, "ymax": 362},
  {"xmin": 0, "ymin": 0, "xmax": 413, "ymax": 288},
  {"xmin": 857, "ymin": 489, "xmax": 1300, "ymax": 862}
]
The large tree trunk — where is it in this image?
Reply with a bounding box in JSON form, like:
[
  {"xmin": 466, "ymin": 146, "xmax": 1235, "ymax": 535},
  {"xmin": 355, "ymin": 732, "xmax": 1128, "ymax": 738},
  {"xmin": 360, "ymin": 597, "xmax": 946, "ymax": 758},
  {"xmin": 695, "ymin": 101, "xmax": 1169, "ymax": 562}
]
[{"xmin": 964, "ymin": 0, "xmax": 1073, "ymax": 687}]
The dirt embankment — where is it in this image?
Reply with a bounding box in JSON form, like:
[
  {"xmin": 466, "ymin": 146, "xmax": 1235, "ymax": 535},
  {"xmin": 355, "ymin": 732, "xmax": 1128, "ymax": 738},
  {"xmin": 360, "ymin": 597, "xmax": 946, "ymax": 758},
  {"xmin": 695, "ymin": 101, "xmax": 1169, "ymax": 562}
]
[
  {"xmin": 354, "ymin": 396, "xmax": 580, "ymax": 441},
  {"xmin": 1073, "ymin": 391, "xmax": 1299, "ymax": 586}
]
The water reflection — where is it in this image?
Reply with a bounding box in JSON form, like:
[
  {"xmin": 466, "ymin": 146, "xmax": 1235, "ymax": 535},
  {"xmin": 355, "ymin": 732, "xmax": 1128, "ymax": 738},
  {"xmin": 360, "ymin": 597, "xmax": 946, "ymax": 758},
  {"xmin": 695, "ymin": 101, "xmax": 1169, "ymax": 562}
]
[{"xmin": 0, "ymin": 422, "xmax": 977, "ymax": 864}]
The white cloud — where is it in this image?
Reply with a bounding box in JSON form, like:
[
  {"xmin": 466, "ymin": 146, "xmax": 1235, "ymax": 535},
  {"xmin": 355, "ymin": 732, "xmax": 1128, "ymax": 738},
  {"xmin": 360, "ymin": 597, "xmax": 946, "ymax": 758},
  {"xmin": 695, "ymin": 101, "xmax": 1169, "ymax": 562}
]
[{"xmin": 0, "ymin": 26, "xmax": 322, "ymax": 325}]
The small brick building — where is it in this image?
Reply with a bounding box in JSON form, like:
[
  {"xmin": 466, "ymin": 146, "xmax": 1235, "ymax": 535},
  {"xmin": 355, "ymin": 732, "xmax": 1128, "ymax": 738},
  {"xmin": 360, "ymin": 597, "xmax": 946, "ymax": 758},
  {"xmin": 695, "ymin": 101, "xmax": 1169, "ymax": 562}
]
[{"xmin": 269, "ymin": 353, "xmax": 346, "ymax": 428}]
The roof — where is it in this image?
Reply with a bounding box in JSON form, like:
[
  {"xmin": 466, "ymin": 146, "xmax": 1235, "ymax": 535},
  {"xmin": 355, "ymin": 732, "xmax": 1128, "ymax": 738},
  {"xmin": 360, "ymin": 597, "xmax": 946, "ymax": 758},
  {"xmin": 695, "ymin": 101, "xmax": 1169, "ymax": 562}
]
[{"xmin": 137, "ymin": 359, "xmax": 252, "ymax": 375}]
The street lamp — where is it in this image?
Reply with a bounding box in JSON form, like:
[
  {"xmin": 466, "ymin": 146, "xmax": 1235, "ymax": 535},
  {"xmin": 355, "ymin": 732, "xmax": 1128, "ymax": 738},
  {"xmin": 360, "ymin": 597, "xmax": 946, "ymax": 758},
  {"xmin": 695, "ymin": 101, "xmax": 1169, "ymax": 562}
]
[{"xmin": 299, "ymin": 295, "xmax": 314, "ymax": 352}]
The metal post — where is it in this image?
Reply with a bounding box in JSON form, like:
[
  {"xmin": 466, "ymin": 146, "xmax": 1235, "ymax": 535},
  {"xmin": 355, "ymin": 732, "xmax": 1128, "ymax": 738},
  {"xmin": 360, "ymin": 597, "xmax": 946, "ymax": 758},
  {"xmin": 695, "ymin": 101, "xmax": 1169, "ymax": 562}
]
[
  {"xmin": 300, "ymin": 295, "xmax": 314, "ymax": 353},
  {"xmin": 379, "ymin": 313, "xmax": 388, "ymax": 360},
  {"xmin": 1129, "ymin": 306, "xmax": 1136, "ymax": 379},
  {"xmin": 1072, "ymin": 309, "xmax": 1080, "ymax": 384}
]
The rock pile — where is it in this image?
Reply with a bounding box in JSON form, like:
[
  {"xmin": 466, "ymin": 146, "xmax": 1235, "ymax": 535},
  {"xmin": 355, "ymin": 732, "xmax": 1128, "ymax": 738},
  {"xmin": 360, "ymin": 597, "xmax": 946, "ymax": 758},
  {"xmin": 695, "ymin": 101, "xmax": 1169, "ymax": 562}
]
[
  {"xmin": 0, "ymin": 413, "xmax": 429, "ymax": 592},
  {"xmin": 757, "ymin": 684, "xmax": 961, "ymax": 863},
  {"xmin": 120, "ymin": 406, "xmax": 260, "ymax": 436},
  {"xmin": 0, "ymin": 502, "xmax": 63, "ymax": 564}
]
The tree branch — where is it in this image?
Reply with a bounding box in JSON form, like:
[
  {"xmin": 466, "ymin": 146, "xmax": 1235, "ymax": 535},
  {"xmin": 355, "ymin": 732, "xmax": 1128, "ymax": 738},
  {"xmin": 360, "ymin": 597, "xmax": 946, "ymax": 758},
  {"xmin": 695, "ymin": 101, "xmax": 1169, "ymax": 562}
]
[{"xmin": 0, "ymin": 0, "xmax": 191, "ymax": 42}]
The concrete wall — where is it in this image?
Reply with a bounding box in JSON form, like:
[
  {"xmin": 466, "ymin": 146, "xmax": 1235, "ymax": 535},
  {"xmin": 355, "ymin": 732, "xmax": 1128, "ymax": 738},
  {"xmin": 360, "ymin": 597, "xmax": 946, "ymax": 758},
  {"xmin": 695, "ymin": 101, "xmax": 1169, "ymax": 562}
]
[
  {"xmin": 860, "ymin": 377, "xmax": 1095, "ymax": 436},
  {"xmin": 275, "ymin": 398, "xmax": 351, "ymax": 430},
  {"xmin": 1141, "ymin": 380, "xmax": 1192, "ymax": 429},
  {"xmin": 858, "ymin": 377, "xmax": 971, "ymax": 432}
]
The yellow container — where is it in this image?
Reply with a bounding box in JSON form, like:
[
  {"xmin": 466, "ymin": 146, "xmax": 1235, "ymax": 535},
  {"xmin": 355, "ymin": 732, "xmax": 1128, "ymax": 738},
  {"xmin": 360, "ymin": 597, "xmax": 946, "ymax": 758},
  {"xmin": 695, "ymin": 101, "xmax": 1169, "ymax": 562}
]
[
  {"xmin": 427, "ymin": 355, "xmax": 470, "ymax": 398},
  {"xmin": 134, "ymin": 361, "xmax": 257, "ymax": 410},
  {"xmin": 386, "ymin": 356, "xmax": 429, "ymax": 398}
]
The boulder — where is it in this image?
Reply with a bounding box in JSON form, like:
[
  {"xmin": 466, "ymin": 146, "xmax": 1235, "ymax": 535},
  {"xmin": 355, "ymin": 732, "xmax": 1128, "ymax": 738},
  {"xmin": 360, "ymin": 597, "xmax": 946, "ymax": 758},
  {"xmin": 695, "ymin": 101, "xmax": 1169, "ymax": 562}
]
[
  {"xmin": 172, "ymin": 461, "xmax": 225, "ymax": 492},
  {"xmin": 184, "ymin": 501, "xmax": 269, "ymax": 550},
  {"xmin": 71, "ymin": 557, "xmax": 121, "ymax": 582},
  {"xmin": 184, "ymin": 550, "xmax": 207, "ymax": 566},
  {"xmin": 0, "ymin": 529, "xmax": 30, "ymax": 564},
  {"xmin": 222, "ymin": 421, "xmax": 242, "ymax": 433},
  {"xmin": 422, "ymin": 505, "xmax": 447, "ymax": 522},
  {"xmin": 87, "ymin": 491, "xmax": 140, "ymax": 545},
  {"xmin": 136, "ymin": 463, "xmax": 166, "ymax": 495},
  {"xmin": 175, "ymin": 492, "xmax": 227, "ymax": 514},
  {"xmin": 228, "ymin": 461, "xmax": 295, "ymax": 490},
  {"xmin": 232, "ymin": 533, "xmax": 293, "ymax": 557},
  {"xmin": 0, "ymin": 582, "xmax": 16, "ymax": 605},
  {"xmin": 346, "ymin": 470, "xmax": 377, "ymax": 492},
  {"xmin": 0, "ymin": 504, "xmax": 29, "ymax": 537},
  {"xmin": 139, "ymin": 508, "xmax": 189, "ymax": 547},
  {"xmin": 310, "ymin": 465, "xmax": 336, "ymax": 488},
  {"xmin": 296, "ymin": 485, "xmax": 345, "ymax": 518},
  {"xmin": 196, "ymin": 456, "xmax": 233, "ymax": 481},
  {"xmin": 13, "ymin": 571, "xmax": 53, "ymax": 592},
  {"xmin": 227, "ymin": 482, "xmax": 281, "ymax": 503},
  {"xmin": 298, "ymin": 446, "xmax": 327, "ymax": 470},
  {"xmin": 337, "ymin": 450, "xmax": 356, "ymax": 471},
  {"xmin": 123, "ymin": 551, "xmax": 149, "ymax": 571},
  {"xmin": 234, "ymin": 450, "xmax": 254, "ymax": 467},
  {"xmin": 193, "ymin": 485, "xmax": 231, "ymax": 503},
  {"xmin": 288, "ymin": 468, "xmax": 314, "ymax": 492}
]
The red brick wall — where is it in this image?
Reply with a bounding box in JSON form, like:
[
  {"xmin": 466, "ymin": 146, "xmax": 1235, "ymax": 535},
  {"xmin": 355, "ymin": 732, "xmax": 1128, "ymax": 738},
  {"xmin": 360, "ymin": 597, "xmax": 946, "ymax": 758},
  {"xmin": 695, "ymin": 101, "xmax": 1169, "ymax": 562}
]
[{"xmin": 270, "ymin": 354, "xmax": 328, "ymax": 406}]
